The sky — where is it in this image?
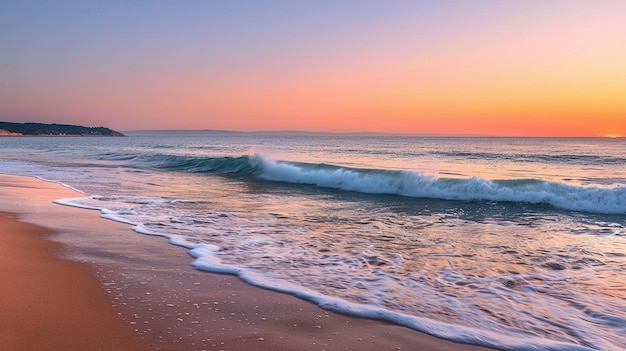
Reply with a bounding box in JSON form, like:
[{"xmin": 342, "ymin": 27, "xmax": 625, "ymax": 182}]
[{"xmin": 1, "ymin": 1, "xmax": 625, "ymax": 136}]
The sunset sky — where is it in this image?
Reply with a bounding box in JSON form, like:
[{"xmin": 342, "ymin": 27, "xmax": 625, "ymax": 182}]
[{"xmin": 1, "ymin": 1, "xmax": 625, "ymax": 136}]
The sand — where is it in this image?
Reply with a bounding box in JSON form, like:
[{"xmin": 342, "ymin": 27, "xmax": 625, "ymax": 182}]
[
  {"xmin": 0, "ymin": 212, "xmax": 153, "ymax": 351},
  {"xmin": 0, "ymin": 174, "xmax": 497, "ymax": 350}
]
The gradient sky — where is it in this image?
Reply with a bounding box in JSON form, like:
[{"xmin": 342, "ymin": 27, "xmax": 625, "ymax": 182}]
[{"xmin": 1, "ymin": 1, "xmax": 625, "ymax": 136}]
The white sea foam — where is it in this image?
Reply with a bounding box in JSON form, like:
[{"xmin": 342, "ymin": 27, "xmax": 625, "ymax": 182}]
[
  {"xmin": 191, "ymin": 249, "xmax": 594, "ymax": 351},
  {"xmin": 54, "ymin": 197, "xmax": 102, "ymax": 210},
  {"xmin": 54, "ymin": 195, "xmax": 602, "ymax": 351}
]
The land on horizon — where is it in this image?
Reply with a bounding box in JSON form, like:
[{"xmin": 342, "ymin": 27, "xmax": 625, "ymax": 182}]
[
  {"xmin": 124, "ymin": 129, "xmax": 623, "ymax": 138},
  {"xmin": 0, "ymin": 122, "xmax": 124, "ymax": 137},
  {"xmin": 123, "ymin": 128, "xmax": 490, "ymax": 138},
  {"xmin": 0, "ymin": 123, "xmax": 621, "ymax": 138}
]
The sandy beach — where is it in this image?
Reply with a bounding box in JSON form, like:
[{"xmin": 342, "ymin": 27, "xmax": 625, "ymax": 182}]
[
  {"xmin": 0, "ymin": 174, "xmax": 496, "ymax": 351},
  {"xmin": 0, "ymin": 211, "xmax": 153, "ymax": 350}
]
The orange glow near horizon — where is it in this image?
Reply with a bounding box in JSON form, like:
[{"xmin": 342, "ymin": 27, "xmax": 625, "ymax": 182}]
[{"xmin": 1, "ymin": 2, "xmax": 625, "ymax": 136}]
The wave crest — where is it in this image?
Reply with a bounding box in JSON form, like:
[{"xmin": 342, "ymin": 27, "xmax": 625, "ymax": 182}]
[
  {"xmin": 254, "ymin": 155, "xmax": 625, "ymax": 215},
  {"xmin": 122, "ymin": 152, "xmax": 625, "ymax": 214}
]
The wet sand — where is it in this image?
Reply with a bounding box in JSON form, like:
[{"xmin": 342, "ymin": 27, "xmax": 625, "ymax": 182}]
[{"xmin": 0, "ymin": 174, "xmax": 497, "ymax": 350}]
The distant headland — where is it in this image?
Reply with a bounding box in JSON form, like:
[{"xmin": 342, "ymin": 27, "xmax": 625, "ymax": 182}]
[{"xmin": 0, "ymin": 122, "xmax": 124, "ymax": 136}]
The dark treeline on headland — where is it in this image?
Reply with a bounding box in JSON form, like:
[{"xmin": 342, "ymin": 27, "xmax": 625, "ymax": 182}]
[{"xmin": 0, "ymin": 122, "xmax": 124, "ymax": 136}]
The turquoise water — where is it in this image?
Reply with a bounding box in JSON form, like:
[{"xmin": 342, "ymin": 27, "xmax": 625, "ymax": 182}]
[{"xmin": 1, "ymin": 135, "xmax": 625, "ymax": 350}]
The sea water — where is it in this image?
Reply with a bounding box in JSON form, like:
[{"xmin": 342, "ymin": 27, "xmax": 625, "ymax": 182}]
[{"xmin": 1, "ymin": 135, "xmax": 624, "ymax": 350}]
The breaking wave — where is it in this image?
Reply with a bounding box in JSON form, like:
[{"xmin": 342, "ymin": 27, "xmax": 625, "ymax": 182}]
[{"xmin": 125, "ymin": 153, "xmax": 626, "ymax": 215}]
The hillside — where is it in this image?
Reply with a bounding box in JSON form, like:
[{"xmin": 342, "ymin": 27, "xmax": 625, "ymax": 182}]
[{"xmin": 0, "ymin": 122, "xmax": 124, "ymax": 136}]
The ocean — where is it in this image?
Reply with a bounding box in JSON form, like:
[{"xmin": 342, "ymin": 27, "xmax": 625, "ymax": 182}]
[{"xmin": 1, "ymin": 134, "xmax": 624, "ymax": 350}]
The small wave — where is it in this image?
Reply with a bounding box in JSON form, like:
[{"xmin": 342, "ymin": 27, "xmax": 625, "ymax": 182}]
[
  {"xmin": 431, "ymin": 151, "xmax": 626, "ymax": 165},
  {"xmin": 158, "ymin": 155, "xmax": 258, "ymax": 175},
  {"xmin": 117, "ymin": 153, "xmax": 262, "ymax": 176}
]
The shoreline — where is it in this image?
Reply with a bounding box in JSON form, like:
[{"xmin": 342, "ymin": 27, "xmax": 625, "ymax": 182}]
[{"xmin": 0, "ymin": 174, "xmax": 497, "ymax": 350}]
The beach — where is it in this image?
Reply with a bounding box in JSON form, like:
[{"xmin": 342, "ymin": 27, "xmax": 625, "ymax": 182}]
[
  {"xmin": 0, "ymin": 174, "xmax": 495, "ymax": 350},
  {"xmin": 0, "ymin": 211, "xmax": 152, "ymax": 350}
]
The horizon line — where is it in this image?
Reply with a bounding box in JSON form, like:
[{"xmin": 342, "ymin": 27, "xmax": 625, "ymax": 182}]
[{"xmin": 122, "ymin": 129, "xmax": 623, "ymax": 138}]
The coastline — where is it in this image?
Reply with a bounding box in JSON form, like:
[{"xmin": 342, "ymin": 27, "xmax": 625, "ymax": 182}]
[
  {"xmin": 0, "ymin": 174, "xmax": 497, "ymax": 351},
  {"xmin": 0, "ymin": 134, "xmax": 124, "ymax": 137}
]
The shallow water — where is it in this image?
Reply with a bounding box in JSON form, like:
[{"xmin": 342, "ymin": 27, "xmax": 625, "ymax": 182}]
[{"xmin": 1, "ymin": 135, "xmax": 625, "ymax": 350}]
